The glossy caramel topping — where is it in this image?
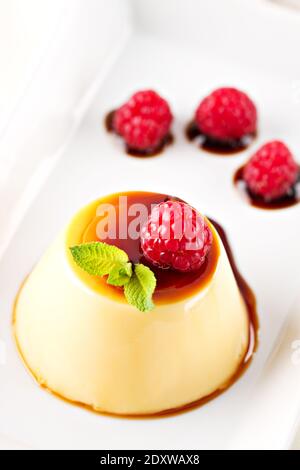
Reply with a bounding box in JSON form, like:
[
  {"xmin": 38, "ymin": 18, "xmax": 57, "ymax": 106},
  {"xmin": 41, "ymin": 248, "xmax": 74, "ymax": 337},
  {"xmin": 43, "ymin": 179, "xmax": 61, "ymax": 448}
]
[{"xmin": 81, "ymin": 191, "xmax": 219, "ymax": 304}]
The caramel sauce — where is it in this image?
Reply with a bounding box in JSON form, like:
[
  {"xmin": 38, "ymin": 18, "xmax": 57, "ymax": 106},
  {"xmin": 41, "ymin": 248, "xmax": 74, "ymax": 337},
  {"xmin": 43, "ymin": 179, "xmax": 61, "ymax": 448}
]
[
  {"xmin": 13, "ymin": 192, "xmax": 259, "ymax": 419},
  {"xmin": 81, "ymin": 191, "xmax": 219, "ymax": 304},
  {"xmin": 234, "ymin": 166, "xmax": 300, "ymax": 210},
  {"xmin": 186, "ymin": 120, "xmax": 256, "ymax": 155},
  {"xmin": 105, "ymin": 111, "xmax": 173, "ymax": 157}
]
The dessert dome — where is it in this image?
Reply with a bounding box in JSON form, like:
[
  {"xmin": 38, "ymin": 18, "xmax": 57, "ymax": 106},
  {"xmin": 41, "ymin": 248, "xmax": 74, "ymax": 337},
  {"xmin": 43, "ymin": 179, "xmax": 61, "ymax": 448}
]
[{"xmin": 14, "ymin": 192, "xmax": 256, "ymax": 416}]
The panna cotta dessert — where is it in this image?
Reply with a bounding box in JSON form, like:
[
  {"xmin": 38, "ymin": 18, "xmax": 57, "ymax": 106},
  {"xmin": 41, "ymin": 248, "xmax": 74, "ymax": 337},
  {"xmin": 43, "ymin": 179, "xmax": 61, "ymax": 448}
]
[
  {"xmin": 14, "ymin": 192, "xmax": 257, "ymax": 416},
  {"xmin": 186, "ymin": 87, "xmax": 257, "ymax": 154}
]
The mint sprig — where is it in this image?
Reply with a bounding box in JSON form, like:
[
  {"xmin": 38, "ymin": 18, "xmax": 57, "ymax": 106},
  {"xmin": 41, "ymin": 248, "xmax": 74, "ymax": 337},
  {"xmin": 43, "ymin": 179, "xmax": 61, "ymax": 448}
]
[
  {"xmin": 124, "ymin": 264, "xmax": 156, "ymax": 313},
  {"xmin": 70, "ymin": 242, "xmax": 156, "ymax": 312},
  {"xmin": 107, "ymin": 263, "xmax": 132, "ymax": 287}
]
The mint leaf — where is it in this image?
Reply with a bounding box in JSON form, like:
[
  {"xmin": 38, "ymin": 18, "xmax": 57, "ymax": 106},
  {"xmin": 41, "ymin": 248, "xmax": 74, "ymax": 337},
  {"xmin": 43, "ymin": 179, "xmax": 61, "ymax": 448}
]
[
  {"xmin": 124, "ymin": 264, "xmax": 156, "ymax": 313},
  {"xmin": 70, "ymin": 243, "xmax": 157, "ymax": 313},
  {"xmin": 70, "ymin": 242, "xmax": 129, "ymax": 277},
  {"xmin": 107, "ymin": 262, "xmax": 132, "ymax": 286}
]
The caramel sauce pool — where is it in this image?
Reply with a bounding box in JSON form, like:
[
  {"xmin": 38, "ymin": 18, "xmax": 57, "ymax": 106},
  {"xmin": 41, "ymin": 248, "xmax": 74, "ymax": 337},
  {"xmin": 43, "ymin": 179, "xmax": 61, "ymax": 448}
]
[
  {"xmin": 13, "ymin": 191, "xmax": 259, "ymax": 419},
  {"xmin": 186, "ymin": 120, "xmax": 256, "ymax": 156},
  {"xmin": 82, "ymin": 192, "xmax": 219, "ymax": 304}
]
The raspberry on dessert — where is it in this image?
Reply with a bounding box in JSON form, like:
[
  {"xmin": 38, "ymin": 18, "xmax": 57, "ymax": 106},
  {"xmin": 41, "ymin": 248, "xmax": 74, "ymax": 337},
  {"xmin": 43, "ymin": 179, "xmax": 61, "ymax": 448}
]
[
  {"xmin": 113, "ymin": 90, "xmax": 173, "ymax": 153},
  {"xmin": 195, "ymin": 87, "xmax": 257, "ymax": 142},
  {"xmin": 140, "ymin": 201, "xmax": 213, "ymax": 273},
  {"xmin": 243, "ymin": 141, "xmax": 299, "ymax": 201}
]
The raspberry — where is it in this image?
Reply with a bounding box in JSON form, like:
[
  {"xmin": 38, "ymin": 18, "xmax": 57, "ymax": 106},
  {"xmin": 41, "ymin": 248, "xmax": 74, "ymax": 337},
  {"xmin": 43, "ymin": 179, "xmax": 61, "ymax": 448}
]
[
  {"xmin": 140, "ymin": 201, "xmax": 213, "ymax": 273},
  {"xmin": 195, "ymin": 87, "xmax": 257, "ymax": 142},
  {"xmin": 113, "ymin": 90, "xmax": 173, "ymax": 152},
  {"xmin": 243, "ymin": 141, "xmax": 299, "ymax": 201}
]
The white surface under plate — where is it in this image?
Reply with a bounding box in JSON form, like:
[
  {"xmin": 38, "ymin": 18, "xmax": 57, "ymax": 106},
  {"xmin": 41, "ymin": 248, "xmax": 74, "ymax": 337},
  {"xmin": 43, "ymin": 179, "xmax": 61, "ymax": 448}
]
[{"xmin": 0, "ymin": 0, "xmax": 300, "ymax": 450}]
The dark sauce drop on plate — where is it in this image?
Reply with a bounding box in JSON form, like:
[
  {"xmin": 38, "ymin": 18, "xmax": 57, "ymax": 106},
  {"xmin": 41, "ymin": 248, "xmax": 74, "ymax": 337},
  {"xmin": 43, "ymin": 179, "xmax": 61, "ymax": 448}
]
[
  {"xmin": 186, "ymin": 120, "xmax": 256, "ymax": 155},
  {"xmin": 234, "ymin": 166, "xmax": 300, "ymax": 210},
  {"xmin": 105, "ymin": 111, "xmax": 173, "ymax": 157}
]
